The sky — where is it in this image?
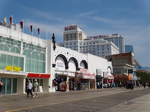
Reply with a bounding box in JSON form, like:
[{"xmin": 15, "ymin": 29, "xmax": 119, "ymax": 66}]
[{"xmin": 0, "ymin": 0, "xmax": 150, "ymax": 67}]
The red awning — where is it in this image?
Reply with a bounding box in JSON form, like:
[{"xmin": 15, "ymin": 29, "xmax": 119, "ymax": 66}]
[{"xmin": 27, "ymin": 73, "xmax": 50, "ymax": 78}]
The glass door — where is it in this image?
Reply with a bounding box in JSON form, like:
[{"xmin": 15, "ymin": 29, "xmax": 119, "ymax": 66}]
[
  {"xmin": 13, "ymin": 78, "xmax": 17, "ymax": 93},
  {"xmin": 7, "ymin": 78, "xmax": 12, "ymax": 94},
  {"xmin": 1, "ymin": 78, "xmax": 6, "ymax": 94}
]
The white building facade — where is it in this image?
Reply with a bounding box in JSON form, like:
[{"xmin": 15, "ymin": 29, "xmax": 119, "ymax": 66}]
[{"xmin": 0, "ymin": 19, "xmax": 113, "ymax": 95}]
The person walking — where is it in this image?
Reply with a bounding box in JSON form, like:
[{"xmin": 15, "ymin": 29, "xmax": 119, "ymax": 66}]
[
  {"xmin": 27, "ymin": 80, "xmax": 33, "ymax": 97},
  {"xmin": 120, "ymin": 82, "xmax": 122, "ymax": 88},
  {"xmin": 33, "ymin": 79, "xmax": 39, "ymax": 98},
  {"xmin": 0, "ymin": 80, "xmax": 3, "ymax": 97},
  {"xmin": 143, "ymin": 82, "xmax": 146, "ymax": 88}
]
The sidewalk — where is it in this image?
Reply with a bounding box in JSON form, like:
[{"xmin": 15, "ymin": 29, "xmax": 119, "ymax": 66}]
[{"xmin": 104, "ymin": 88, "xmax": 150, "ymax": 112}]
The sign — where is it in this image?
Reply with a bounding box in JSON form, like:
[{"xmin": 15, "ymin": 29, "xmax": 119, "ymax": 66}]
[
  {"xmin": 87, "ymin": 35, "xmax": 110, "ymax": 39},
  {"xmin": 83, "ymin": 73, "xmax": 95, "ymax": 79},
  {"xmin": 137, "ymin": 77, "xmax": 141, "ymax": 80},
  {"xmin": 80, "ymin": 68, "xmax": 88, "ymax": 75},
  {"xmin": 103, "ymin": 72, "xmax": 108, "ymax": 78},
  {"xmin": 27, "ymin": 73, "xmax": 50, "ymax": 78},
  {"xmin": 128, "ymin": 74, "xmax": 133, "ymax": 80},
  {"xmin": 57, "ymin": 62, "xmax": 64, "ymax": 68},
  {"xmin": 38, "ymin": 86, "xmax": 43, "ymax": 92},
  {"xmin": 106, "ymin": 52, "xmax": 132, "ymax": 65},
  {"xmin": 96, "ymin": 69, "xmax": 102, "ymax": 76},
  {"xmin": 115, "ymin": 53, "xmax": 131, "ymax": 59},
  {"xmin": 6, "ymin": 66, "xmax": 21, "ymax": 72},
  {"xmin": 64, "ymin": 25, "xmax": 77, "ymax": 31},
  {"xmin": 108, "ymin": 75, "xmax": 114, "ymax": 79}
]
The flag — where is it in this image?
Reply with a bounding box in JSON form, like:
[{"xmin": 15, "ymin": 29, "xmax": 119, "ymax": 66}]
[
  {"xmin": 30, "ymin": 25, "xmax": 33, "ymax": 32},
  {"xmin": 37, "ymin": 28, "xmax": 40, "ymax": 35},
  {"xmin": 20, "ymin": 21, "xmax": 23, "ymax": 29},
  {"xmin": 10, "ymin": 17, "xmax": 12, "ymax": 25}
]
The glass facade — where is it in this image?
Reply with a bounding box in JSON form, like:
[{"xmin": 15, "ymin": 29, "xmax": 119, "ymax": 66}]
[
  {"xmin": 0, "ymin": 36, "xmax": 46, "ymax": 73},
  {"xmin": 0, "ymin": 77, "xmax": 17, "ymax": 94},
  {"xmin": 0, "ymin": 54, "xmax": 24, "ymax": 71}
]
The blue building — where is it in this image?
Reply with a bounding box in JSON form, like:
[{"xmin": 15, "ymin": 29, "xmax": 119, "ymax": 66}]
[{"xmin": 125, "ymin": 45, "xmax": 134, "ymax": 53}]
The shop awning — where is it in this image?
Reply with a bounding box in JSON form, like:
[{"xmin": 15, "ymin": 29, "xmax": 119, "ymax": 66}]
[
  {"xmin": 76, "ymin": 73, "xmax": 95, "ymax": 79},
  {"xmin": 27, "ymin": 73, "xmax": 51, "ymax": 78},
  {"xmin": 0, "ymin": 70, "xmax": 27, "ymax": 76},
  {"xmin": 108, "ymin": 75, "xmax": 114, "ymax": 79}
]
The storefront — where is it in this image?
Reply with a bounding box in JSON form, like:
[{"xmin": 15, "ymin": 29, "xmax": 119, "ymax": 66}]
[
  {"xmin": 75, "ymin": 68, "xmax": 95, "ymax": 90},
  {"xmin": 108, "ymin": 75, "xmax": 114, "ymax": 83},
  {"xmin": 96, "ymin": 69, "xmax": 103, "ymax": 89},
  {"xmin": 27, "ymin": 73, "xmax": 50, "ymax": 92},
  {"xmin": 114, "ymin": 74, "xmax": 133, "ymax": 87}
]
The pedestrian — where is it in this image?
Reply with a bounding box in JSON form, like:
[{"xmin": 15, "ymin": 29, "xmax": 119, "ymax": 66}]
[
  {"xmin": 124, "ymin": 82, "xmax": 126, "ymax": 88},
  {"xmin": 0, "ymin": 80, "xmax": 3, "ymax": 97},
  {"xmin": 27, "ymin": 80, "xmax": 33, "ymax": 97},
  {"xmin": 120, "ymin": 82, "xmax": 122, "ymax": 88},
  {"xmin": 33, "ymin": 79, "xmax": 39, "ymax": 98},
  {"xmin": 143, "ymin": 82, "xmax": 146, "ymax": 88}
]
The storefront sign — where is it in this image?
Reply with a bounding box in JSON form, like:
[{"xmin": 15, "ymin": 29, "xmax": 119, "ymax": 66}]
[
  {"xmin": 6, "ymin": 66, "xmax": 21, "ymax": 72},
  {"xmin": 27, "ymin": 73, "xmax": 51, "ymax": 78},
  {"xmin": 96, "ymin": 69, "xmax": 102, "ymax": 76},
  {"xmin": 128, "ymin": 74, "xmax": 133, "ymax": 80},
  {"xmin": 80, "ymin": 68, "xmax": 88, "ymax": 75},
  {"xmin": 103, "ymin": 72, "xmax": 108, "ymax": 78},
  {"xmin": 76, "ymin": 73, "xmax": 83, "ymax": 78},
  {"xmin": 57, "ymin": 62, "xmax": 64, "ymax": 68},
  {"xmin": 108, "ymin": 75, "xmax": 114, "ymax": 79},
  {"xmin": 83, "ymin": 73, "xmax": 95, "ymax": 79}
]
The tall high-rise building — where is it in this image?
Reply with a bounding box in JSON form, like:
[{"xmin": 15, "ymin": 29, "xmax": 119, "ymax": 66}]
[
  {"xmin": 88, "ymin": 34, "xmax": 125, "ymax": 53},
  {"xmin": 125, "ymin": 45, "xmax": 134, "ymax": 53},
  {"xmin": 58, "ymin": 24, "xmax": 119, "ymax": 58}
]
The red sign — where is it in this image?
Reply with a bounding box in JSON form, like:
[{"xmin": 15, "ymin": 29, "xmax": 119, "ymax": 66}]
[
  {"xmin": 80, "ymin": 68, "xmax": 88, "ymax": 74},
  {"xmin": 115, "ymin": 52, "xmax": 131, "ymax": 59},
  {"xmin": 64, "ymin": 25, "xmax": 77, "ymax": 31},
  {"xmin": 28, "ymin": 73, "xmax": 50, "ymax": 78}
]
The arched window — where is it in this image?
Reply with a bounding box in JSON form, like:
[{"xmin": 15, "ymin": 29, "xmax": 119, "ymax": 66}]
[
  {"xmin": 32, "ymin": 52, "xmax": 38, "ymax": 60},
  {"xmin": 10, "ymin": 47, "xmax": 20, "ymax": 53},
  {"xmin": 0, "ymin": 44, "xmax": 9, "ymax": 51},
  {"xmin": 23, "ymin": 50, "xmax": 31, "ymax": 59},
  {"xmin": 39, "ymin": 53, "xmax": 45, "ymax": 61}
]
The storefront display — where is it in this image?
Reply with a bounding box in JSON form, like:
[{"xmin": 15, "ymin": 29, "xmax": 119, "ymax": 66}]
[{"xmin": 96, "ymin": 69, "xmax": 103, "ymax": 89}]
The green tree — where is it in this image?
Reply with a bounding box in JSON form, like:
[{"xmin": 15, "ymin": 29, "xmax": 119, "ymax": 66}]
[{"xmin": 136, "ymin": 71, "xmax": 150, "ymax": 84}]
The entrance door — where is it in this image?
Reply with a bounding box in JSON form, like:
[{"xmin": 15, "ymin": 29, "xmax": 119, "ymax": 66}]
[{"xmin": 7, "ymin": 78, "xmax": 12, "ymax": 94}]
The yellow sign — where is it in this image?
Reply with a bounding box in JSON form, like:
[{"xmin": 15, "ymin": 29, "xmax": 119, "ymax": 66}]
[{"xmin": 5, "ymin": 66, "xmax": 21, "ymax": 72}]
